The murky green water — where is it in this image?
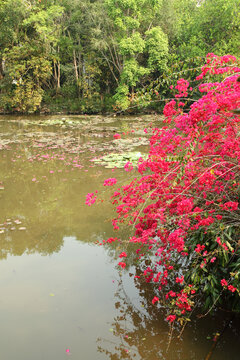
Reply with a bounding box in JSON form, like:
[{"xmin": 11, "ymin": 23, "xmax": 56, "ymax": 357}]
[{"xmin": 0, "ymin": 115, "xmax": 239, "ymax": 360}]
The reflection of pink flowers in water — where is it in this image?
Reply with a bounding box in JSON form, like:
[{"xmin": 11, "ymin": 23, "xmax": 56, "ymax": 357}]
[{"xmin": 66, "ymin": 348, "xmax": 70, "ymax": 353}]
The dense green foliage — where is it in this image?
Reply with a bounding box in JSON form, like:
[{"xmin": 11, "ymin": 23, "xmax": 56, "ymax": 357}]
[{"xmin": 0, "ymin": 0, "xmax": 239, "ymax": 113}]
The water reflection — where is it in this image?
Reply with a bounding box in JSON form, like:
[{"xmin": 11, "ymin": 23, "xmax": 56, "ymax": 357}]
[
  {"xmin": 0, "ymin": 238, "xmax": 120, "ymax": 360},
  {"xmin": 97, "ymin": 274, "xmax": 240, "ymax": 360},
  {"xmin": 0, "ymin": 148, "xmax": 116, "ymax": 259}
]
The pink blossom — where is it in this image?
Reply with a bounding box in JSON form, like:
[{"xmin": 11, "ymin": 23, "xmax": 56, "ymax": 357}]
[
  {"xmin": 103, "ymin": 178, "xmax": 117, "ymax": 186},
  {"xmin": 176, "ymin": 276, "xmax": 184, "ymax": 284},
  {"xmin": 119, "ymin": 252, "xmax": 127, "ymax": 258},
  {"xmin": 166, "ymin": 314, "xmax": 176, "ymax": 322},
  {"xmin": 118, "ymin": 262, "xmax": 126, "ymax": 269},
  {"xmin": 228, "ymin": 285, "xmax": 237, "ymax": 292},
  {"xmin": 221, "ymin": 279, "xmax": 228, "ymax": 287},
  {"xmin": 152, "ymin": 296, "xmax": 159, "ymax": 305},
  {"xmin": 85, "ymin": 193, "xmax": 97, "ymax": 206},
  {"xmin": 124, "ymin": 161, "xmax": 134, "ymax": 172}
]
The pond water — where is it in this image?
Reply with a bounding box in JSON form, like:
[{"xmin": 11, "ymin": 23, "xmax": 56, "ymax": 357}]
[{"xmin": 0, "ymin": 115, "xmax": 239, "ymax": 360}]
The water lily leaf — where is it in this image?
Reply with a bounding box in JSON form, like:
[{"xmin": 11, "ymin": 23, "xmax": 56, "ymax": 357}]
[{"xmin": 94, "ymin": 151, "xmax": 147, "ymax": 168}]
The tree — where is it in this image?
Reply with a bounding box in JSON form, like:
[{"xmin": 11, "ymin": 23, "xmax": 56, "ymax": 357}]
[
  {"xmin": 0, "ymin": 0, "xmax": 239, "ymax": 113},
  {"xmin": 0, "ymin": 0, "xmax": 63, "ymax": 112},
  {"xmin": 105, "ymin": 0, "xmax": 169, "ymax": 109},
  {"xmin": 0, "ymin": 0, "xmax": 26, "ymax": 81},
  {"xmin": 176, "ymin": 0, "xmax": 240, "ymax": 59}
]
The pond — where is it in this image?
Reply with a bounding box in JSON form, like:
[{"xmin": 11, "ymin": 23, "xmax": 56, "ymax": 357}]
[{"xmin": 0, "ymin": 115, "xmax": 239, "ymax": 360}]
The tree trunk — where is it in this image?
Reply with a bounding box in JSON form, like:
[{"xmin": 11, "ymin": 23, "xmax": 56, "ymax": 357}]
[
  {"xmin": 57, "ymin": 46, "xmax": 61, "ymax": 91},
  {"xmin": 0, "ymin": 58, "xmax": 3, "ymax": 81},
  {"xmin": 57, "ymin": 61, "xmax": 61, "ymax": 90},
  {"xmin": 73, "ymin": 49, "xmax": 79, "ymax": 82}
]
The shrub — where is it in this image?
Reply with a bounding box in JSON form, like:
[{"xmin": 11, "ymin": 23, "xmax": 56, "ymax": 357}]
[{"xmin": 89, "ymin": 53, "xmax": 240, "ymax": 328}]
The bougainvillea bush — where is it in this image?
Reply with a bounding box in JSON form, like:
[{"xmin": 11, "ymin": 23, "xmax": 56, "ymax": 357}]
[{"xmin": 87, "ymin": 54, "xmax": 240, "ymax": 327}]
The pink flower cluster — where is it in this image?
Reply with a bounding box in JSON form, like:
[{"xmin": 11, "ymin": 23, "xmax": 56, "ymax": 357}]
[
  {"xmin": 221, "ymin": 279, "xmax": 237, "ymax": 293},
  {"xmin": 113, "ymin": 133, "xmax": 121, "ymax": 139},
  {"xmin": 119, "ymin": 252, "xmax": 127, "ymax": 258},
  {"xmin": 85, "ymin": 192, "xmax": 97, "ymax": 206},
  {"xmin": 124, "ymin": 161, "xmax": 134, "ymax": 172},
  {"xmin": 103, "ymin": 178, "xmax": 117, "ymax": 186},
  {"xmin": 166, "ymin": 314, "xmax": 176, "ymax": 323},
  {"xmin": 118, "ymin": 261, "xmax": 126, "ymax": 269},
  {"xmin": 89, "ymin": 53, "xmax": 240, "ymax": 325},
  {"xmin": 152, "ymin": 296, "xmax": 159, "ymax": 305},
  {"xmin": 175, "ymin": 78, "xmax": 189, "ymax": 98}
]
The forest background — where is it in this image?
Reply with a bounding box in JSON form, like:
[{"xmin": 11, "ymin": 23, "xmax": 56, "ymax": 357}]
[{"xmin": 0, "ymin": 0, "xmax": 239, "ymax": 114}]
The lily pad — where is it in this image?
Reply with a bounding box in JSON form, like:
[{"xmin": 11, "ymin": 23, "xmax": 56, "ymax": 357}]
[{"xmin": 93, "ymin": 151, "xmax": 148, "ymax": 168}]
